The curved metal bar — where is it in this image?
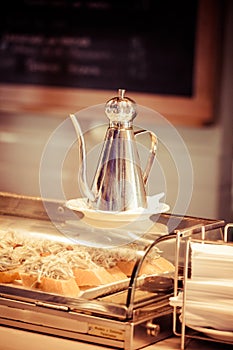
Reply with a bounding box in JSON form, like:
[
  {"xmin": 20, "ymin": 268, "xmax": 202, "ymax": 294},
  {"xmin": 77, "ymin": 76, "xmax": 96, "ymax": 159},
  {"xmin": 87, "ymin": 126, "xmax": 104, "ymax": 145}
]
[{"xmin": 126, "ymin": 233, "xmax": 177, "ymax": 318}]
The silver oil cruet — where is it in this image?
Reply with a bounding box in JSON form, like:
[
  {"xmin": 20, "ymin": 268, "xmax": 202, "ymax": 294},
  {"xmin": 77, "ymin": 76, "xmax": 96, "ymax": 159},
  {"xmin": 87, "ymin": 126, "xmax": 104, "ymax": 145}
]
[{"xmin": 70, "ymin": 89, "xmax": 157, "ymax": 212}]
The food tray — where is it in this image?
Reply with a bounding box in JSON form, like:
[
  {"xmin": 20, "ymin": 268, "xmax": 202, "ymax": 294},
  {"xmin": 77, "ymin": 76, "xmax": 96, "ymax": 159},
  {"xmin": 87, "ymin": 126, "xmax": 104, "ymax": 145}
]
[{"xmin": 0, "ymin": 192, "xmax": 225, "ymax": 349}]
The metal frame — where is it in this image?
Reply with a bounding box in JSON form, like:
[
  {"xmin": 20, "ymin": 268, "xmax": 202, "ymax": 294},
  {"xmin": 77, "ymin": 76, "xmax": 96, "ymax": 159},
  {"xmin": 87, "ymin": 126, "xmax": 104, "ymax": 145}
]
[{"xmin": 173, "ymin": 223, "xmax": 233, "ymax": 349}]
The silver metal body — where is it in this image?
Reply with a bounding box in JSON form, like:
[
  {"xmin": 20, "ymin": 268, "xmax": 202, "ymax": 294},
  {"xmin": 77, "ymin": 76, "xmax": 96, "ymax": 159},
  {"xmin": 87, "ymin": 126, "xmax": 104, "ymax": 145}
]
[{"xmin": 89, "ymin": 123, "xmax": 156, "ymax": 211}]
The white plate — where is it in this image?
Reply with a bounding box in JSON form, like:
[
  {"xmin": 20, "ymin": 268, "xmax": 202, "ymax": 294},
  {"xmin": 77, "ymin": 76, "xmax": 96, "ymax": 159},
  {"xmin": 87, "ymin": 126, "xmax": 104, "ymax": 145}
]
[
  {"xmin": 65, "ymin": 193, "xmax": 169, "ymax": 228},
  {"xmin": 188, "ymin": 325, "xmax": 233, "ymax": 343}
]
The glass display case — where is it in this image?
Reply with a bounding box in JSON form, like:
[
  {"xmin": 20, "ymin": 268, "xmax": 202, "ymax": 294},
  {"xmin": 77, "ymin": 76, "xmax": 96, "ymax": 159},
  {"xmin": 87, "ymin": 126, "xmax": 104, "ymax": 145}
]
[{"xmin": 0, "ymin": 192, "xmax": 225, "ymax": 350}]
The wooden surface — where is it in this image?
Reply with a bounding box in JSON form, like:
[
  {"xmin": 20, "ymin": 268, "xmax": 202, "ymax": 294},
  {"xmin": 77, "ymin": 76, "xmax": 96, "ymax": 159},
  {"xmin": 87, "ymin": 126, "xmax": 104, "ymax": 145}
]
[{"xmin": 0, "ymin": 326, "xmax": 232, "ymax": 350}]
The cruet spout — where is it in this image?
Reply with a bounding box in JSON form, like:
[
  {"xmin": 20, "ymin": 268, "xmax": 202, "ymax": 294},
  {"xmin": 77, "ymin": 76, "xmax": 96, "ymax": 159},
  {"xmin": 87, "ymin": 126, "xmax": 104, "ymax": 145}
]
[{"xmin": 69, "ymin": 114, "xmax": 95, "ymax": 203}]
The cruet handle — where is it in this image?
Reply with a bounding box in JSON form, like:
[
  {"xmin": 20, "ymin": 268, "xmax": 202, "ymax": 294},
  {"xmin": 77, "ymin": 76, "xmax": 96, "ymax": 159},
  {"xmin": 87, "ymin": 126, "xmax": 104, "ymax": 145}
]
[{"xmin": 134, "ymin": 129, "xmax": 158, "ymax": 185}]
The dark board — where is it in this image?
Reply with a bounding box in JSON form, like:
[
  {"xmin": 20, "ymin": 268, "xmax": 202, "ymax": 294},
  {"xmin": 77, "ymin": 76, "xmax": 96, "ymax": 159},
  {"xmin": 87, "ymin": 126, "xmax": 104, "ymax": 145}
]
[{"xmin": 0, "ymin": 0, "xmax": 198, "ymax": 96}]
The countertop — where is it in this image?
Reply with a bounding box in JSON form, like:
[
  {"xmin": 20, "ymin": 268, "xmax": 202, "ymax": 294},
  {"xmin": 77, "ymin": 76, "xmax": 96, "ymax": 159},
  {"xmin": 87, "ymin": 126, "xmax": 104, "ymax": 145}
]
[{"xmin": 0, "ymin": 326, "xmax": 232, "ymax": 350}]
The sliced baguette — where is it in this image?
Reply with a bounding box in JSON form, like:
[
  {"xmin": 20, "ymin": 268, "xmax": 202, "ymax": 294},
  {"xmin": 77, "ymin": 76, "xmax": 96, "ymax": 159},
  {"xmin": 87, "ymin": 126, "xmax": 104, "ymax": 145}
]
[
  {"xmin": 117, "ymin": 256, "xmax": 174, "ymax": 277},
  {"xmin": 20, "ymin": 272, "xmax": 40, "ymax": 289},
  {"xmin": 116, "ymin": 260, "xmax": 136, "ymax": 277},
  {"xmin": 150, "ymin": 256, "xmax": 175, "ymax": 273},
  {"xmin": 117, "ymin": 259, "xmax": 162, "ymax": 276},
  {"xmin": 40, "ymin": 276, "xmax": 80, "ymax": 297},
  {"xmin": 0, "ymin": 269, "xmax": 20, "ymax": 283},
  {"xmin": 106, "ymin": 266, "xmax": 128, "ymax": 281},
  {"xmin": 73, "ymin": 266, "xmax": 114, "ymax": 287},
  {"xmin": 140, "ymin": 262, "xmax": 164, "ymax": 275}
]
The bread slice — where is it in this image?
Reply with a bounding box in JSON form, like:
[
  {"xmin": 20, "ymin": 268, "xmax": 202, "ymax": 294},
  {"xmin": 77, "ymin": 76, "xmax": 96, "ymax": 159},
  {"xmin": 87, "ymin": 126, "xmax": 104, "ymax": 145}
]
[
  {"xmin": 150, "ymin": 256, "xmax": 175, "ymax": 273},
  {"xmin": 73, "ymin": 266, "xmax": 114, "ymax": 287},
  {"xmin": 117, "ymin": 260, "xmax": 162, "ymax": 276},
  {"xmin": 116, "ymin": 260, "xmax": 136, "ymax": 277},
  {"xmin": 106, "ymin": 266, "xmax": 128, "ymax": 281},
  {"xmin": 0, "ymin": 269, "xmax": 20, "ymax": 283},
  {"xmin": 20, "ymin": 272, "xmax": 40, "ymax": 288},
  {"xmin": 140, "ymin": 262, "xmax": 164, "ymax": 275},
  {"xmin": 40, "ymin": 276, "xmax": 80, "ymax": 297},
  {"xmin": 117, "ymin": 256, "xmax": 175, "ymax": 277}
]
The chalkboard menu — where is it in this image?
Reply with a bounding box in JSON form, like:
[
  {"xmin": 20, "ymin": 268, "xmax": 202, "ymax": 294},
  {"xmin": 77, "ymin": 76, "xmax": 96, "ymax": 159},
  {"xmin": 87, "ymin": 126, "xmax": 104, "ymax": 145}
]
[{"xmin": 0, "ymin": 0, "xmax": 198, "ymax": 96}]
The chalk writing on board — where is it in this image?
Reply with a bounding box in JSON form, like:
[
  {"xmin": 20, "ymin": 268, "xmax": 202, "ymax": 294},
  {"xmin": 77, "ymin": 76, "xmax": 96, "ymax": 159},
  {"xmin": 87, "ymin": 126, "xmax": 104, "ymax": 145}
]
[{"xmin": 0, "ymin": 0, "xmax": 198, "ymax": 96}]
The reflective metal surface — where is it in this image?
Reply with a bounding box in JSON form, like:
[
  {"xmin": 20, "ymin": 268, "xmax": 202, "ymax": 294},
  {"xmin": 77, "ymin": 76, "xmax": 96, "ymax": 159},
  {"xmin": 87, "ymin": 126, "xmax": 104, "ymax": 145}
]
[
  {"xmin": 70, "ymin": 89, "xmax": 157, "ymax": 212},
  {"xmin": 0, "ymin": 192, "xmax": 225, "ymax": 350}
]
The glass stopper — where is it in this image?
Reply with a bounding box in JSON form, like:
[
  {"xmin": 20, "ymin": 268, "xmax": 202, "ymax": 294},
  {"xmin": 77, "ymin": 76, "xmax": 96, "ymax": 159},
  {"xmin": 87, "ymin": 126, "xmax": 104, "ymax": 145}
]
[{"xmin": 105, "ymin": 89, "xmax": 137, "ymax": 124}]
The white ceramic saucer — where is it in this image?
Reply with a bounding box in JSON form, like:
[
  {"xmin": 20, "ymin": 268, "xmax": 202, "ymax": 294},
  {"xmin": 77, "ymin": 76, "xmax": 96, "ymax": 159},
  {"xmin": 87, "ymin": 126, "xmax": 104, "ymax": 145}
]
[{"xmin": 66, "ymin": 192, "xmax": 169, "ymax": 228}]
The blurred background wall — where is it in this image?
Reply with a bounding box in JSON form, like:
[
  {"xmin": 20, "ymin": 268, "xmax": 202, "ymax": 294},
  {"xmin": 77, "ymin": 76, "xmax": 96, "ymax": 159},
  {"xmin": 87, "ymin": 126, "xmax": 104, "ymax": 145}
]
[{"xmin": 0, "ymin": 0, "xmax": 232, "ymax": 222}]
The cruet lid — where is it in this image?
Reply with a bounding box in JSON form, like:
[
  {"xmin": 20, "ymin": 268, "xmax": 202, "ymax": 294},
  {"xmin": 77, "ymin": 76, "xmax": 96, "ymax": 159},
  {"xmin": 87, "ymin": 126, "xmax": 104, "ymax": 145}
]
[{"xmin": 105, "ymin": 89, "xmax": 137, "ymax": 125}]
